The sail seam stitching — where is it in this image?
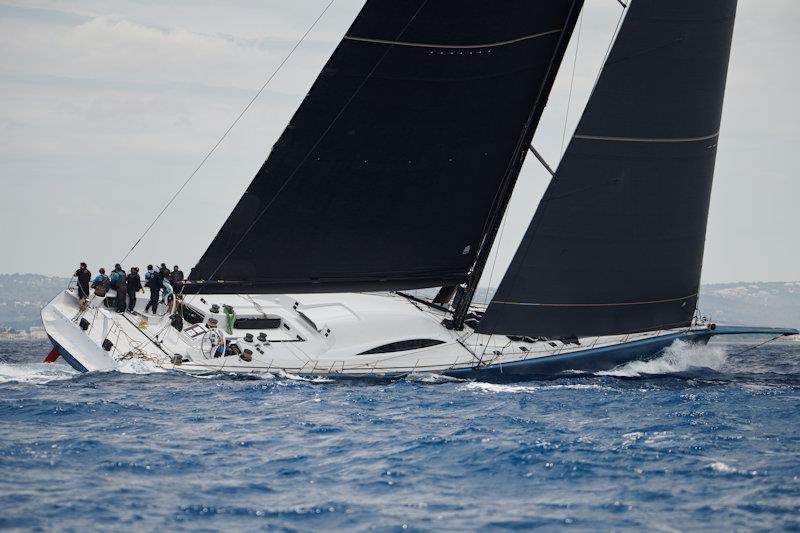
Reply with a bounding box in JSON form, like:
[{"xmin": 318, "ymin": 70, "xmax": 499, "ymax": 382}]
[
  {"xmin": 493, "ymin": 293, "xmax": 698, "ymax": 307},
  {"xmin": 343, "ymin": 29, "xmax": 562, "ymax": 49},
  {"xmin": 574, "ymin": 132, "xmax": 719, "ymax": 143}
]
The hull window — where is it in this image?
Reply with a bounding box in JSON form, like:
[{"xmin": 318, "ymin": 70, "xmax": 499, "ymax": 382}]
[{"xmin": 359, "ymin": 339, "xmax": 444, "ymax": 355}]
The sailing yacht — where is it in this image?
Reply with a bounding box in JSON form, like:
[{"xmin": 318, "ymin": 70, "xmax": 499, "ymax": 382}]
[{"xmin": 42, "ymin": 0, "xmax": 796, "ymax": 377}]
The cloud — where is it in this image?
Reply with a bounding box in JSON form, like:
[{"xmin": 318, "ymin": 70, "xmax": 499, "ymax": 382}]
[
  {"xmin": 0, "ymin": 8, "xmax": 336, "ymax": 91},
  {"xmin": 0, "ymin": 2, "xmax": 350, "ymax": 160}
]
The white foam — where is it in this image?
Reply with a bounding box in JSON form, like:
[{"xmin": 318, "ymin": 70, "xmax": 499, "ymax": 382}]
[
  {"xmin": 188, "ymin": 372, "xmax": 227, "ymax": 380},
  {"xmin": 707, "ymin": 461, "xmax": 759, "ymax": 476},
  {"xmin": 597, "ymin": 339, "xmax": 728, "ymax": 377},
  {"xmin": 187, "ymin": 370, "xmax": 278, "ymax": 380},
  {"xmin": 242, "ymin": 371, "xmax": 276, "ymax": 380},
  {"xmin": 0, "ymin": 362, "xmax": 79, "ymax": 384},
  {"xmin": 708, "ymin": 461, "xmax": 737, "ymax": 473},
  {"xmin": 405, "ymin": 372, "xmax": 465, "ymax": 384},
  {"xmin": 275, "ymin": 370, "xmax": 334, "ymax": 383},
  {"xmin": 643, "ymin": 431, "xmax": 674, "ymax": 445},
  {"xmin": 462, "ymin": 381, "xmax": 611, "ymax": 394},
  {"xmin": 463, "ymin": 382, "xmax": 538, "ymax": 393},
  {"xmin": 621, "ymin": 431, "xmax": 645, "ymax": 446},
  {"xmin": 115, "ymin": 358, "xmax": 167, "ymax": 375}
]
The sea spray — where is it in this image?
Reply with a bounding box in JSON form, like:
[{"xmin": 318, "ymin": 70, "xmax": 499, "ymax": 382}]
[
  {"xmin": 0, "ymin": 361, "xmax": 78, "ymax": 384},
  {"xmin": 115, "ymin": 358, "xmax": 168, "ymax": 375},
  {"xmin": 405, "ymin": 372, "xmax": 465, "ymax": 384},
  {"xmin": 462, "ymin": 381, "xmax": 613, "ymax": 394},
  {"xmin": 598, "ymin": 339, "xmax": 728, "ymax": 377}
]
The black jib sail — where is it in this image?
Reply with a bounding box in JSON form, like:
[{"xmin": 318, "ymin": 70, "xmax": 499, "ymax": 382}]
[
  {"xmin": 186, "ymin": 0, "xmax": 583, "ymax": 294},
  {"xmin": 479, "ymin": 0, "xmax": 738, "ymax": 338}
]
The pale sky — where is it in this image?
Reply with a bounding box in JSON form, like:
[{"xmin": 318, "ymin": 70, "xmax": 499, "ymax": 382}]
[{"xmin": 0, "ymin": 0, "xmax": 797, "ymax": 285}]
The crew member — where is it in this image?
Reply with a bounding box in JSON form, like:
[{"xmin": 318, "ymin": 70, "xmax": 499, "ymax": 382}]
[
  {"xmin": 145, "ymin": 267, "xmax": 162, "ymax": 314},
  {"xmin": 171, "ymin": 265, "xmax": 184, "ymax": 291},
  {"xmin": 126, "ymin": 267, "xmax": 143, "ymax": 313},
  {"xmin": 92, "ymin": 267, "xmax": 108, "ymax": 289},
  {"xmin": 110, "ymin": 267, "xmax": 127, "ymax": 313},
  {"xmin": 162, "ymin": 276, "xmax": 174, "ymax": 313},
  {"xmin": 74, "ymin": 262, "xmax": 91, "ymax": 306},
  {"xmin": 159, "ymin": 263, "xmax": 170, "ymax": 280}
]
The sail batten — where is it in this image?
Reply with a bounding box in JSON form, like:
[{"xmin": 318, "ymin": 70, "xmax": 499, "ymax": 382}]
[
  {"xmin": 188, "ymin": 0, "xmax": 584, "ymax": 294},
  {"xmin": 342, "ymin": 29, "xmax": 564, "ymax": 49},
  {"xmin": 492, "ymin": 293, "xmax": 699, "ymax": 308},
  {"xmin": 478, "ymin": 0, "xmax": 738, "ymax": 338},
  {"xmin": 573, "ymin": 132, "xmax": 719, "ymax": 143}
]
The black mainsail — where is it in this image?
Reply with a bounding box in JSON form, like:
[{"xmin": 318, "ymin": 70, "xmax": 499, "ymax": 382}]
[
  {"xmin": 187, "ymin": 0, "xmax": 584, "ymax": 294},
  {"xmin": 478, "ymin": 0, "xmax": 738, "ymax": 338}
]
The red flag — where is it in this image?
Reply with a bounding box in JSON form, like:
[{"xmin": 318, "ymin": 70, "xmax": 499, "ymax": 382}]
[{"xmin": 44, "ymin": 347, "xmax": 60, "ymax": 363}]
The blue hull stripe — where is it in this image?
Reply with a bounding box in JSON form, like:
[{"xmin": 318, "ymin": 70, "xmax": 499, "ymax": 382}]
[
  {"xmin": 447, "ymin": 332, "xmax": 695, "ymax": 378},
  {"xmin": 447, "ymin": 325, "xmax": 798, "ymax": 378},
  {"xmin": 48, "ymin": 335, "xmax": 88, "ymax": 373}
]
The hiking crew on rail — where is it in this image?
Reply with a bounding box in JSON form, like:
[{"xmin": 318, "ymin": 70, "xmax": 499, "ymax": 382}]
[{"xmin": 75, "ymin": 262, "xmax": 183, "ymax": 315}]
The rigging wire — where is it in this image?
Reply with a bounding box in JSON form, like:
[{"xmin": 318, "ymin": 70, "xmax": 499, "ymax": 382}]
[
  {"xmin": 474, "ymin": 206, "xmax": 510, "ymax": 352},
  {"xmin": 482, "ymin": 209, "xmax": 509, "ymax": 307},
  {"xmin": 560, "ymin": 10, "xmax": 583, "ymax": 158},
  {"xmin": 559, "ymin": 0, "xmax": 627, "ymax": 160},
  {"xmin": 728, "ymin": 335, "xmax": 786, "ymax": 358},
  {"xmin": 597, "ymin": 1, "xmax": 628, "ymax": 87},
  {"xmin": 118, "ymin": 0, "xmax": 337, "ymax": 264}
]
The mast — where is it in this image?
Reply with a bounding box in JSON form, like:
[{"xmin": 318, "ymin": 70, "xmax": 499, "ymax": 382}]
[{"xmin": 452, "ymin": 0, "xmax": 585, "ymax": 329}]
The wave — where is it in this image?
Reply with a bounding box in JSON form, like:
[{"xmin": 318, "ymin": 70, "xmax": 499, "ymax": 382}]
[
  {"xmin": 707, "ymin": 461, "xmax": 758, "ymax": 476},
  {"xmin": 404, "ymin": 372, "xmax": 465, "ymax": 384},
  {"xmin": 462, "ymin": 381, "xmax": 612, "ymax": 394},
  {"xmin": 185, "ymin": 369, "xmax": 331, "ymax": 382},
  {"xmin": 597, "ymin": 339, "xmax": 728, "ymax": 377},
  {"xmin": 275, "ymin": 370, "xmax": 334, "ymax": 383},
  {"xmin": 0, "ymin": 362, "xmax": 79, "ymax": 384},
  {"xmin": 115, "ymin": 358, "xmax": 168, "ymax": 375}
]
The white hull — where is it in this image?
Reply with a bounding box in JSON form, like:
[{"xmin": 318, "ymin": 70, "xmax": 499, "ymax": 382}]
[{"xmin": 39, "ymin": 287, "xmax": 764, "ymax": 379}]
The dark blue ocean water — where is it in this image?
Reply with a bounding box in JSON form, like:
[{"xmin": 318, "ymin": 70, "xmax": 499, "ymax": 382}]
[{"xmin": 1, "ymin": 339, "xmax": 799, "ymax": 531}]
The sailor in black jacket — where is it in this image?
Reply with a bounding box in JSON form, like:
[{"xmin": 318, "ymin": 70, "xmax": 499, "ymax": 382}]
[
  {"xmin": 126, "ymin": 267, "xmax": 143, "ymax": 313},
  {"xmin": 171, "ymin": 265, "xmax": 184, "ymax": 291},
  {"xmin": 111, "ymin": 268, "xmax": 127, "ymax": 313},
  {"xmin": 74, "ymin": 262, "xmax": 91, "ymax": 305},
  {"xmin": 144, "ymin": 269, "xmax": 162, "ymax": 315}
]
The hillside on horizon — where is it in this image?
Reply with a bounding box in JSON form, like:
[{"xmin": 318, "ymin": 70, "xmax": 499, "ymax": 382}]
[
  {"xmin": 1, "ymin": 273, "xmax": 798, "ymax": 330},
  {"xmin": 0, "ymin": 273, "xmax": 70, "ymax": 329}
]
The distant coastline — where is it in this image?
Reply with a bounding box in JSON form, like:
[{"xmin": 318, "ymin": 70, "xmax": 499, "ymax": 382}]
[
  {"xmin": 0, "ymin": 326, "xmax": 47, "ymax": 341},
  {"xmin": 1, "ymin": 273, "xmax": 798, "ymax": 338}
]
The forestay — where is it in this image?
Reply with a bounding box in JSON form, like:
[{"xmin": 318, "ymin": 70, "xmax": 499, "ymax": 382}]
[
  {"xmin": 187, "ymin": 0, "xmax": 583, "ymax": 294},
  {"xmin": 479, "ymin": 0, "xmax": 738, "ymax": 338}
]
